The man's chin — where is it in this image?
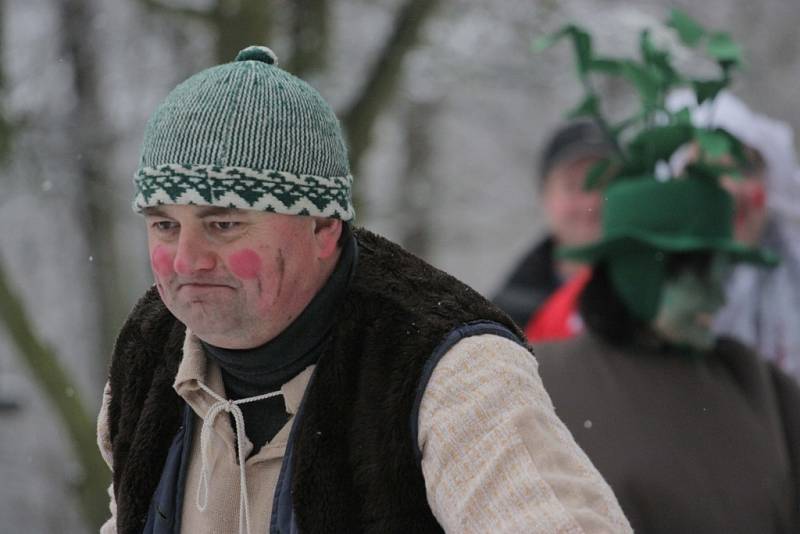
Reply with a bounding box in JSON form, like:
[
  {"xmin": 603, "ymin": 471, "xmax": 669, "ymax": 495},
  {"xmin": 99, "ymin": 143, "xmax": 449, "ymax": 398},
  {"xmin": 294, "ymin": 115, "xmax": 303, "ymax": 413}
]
[
  {"xmin": 169, "ymin": 300, "xmax": 237, "ymax": 331},
  {"xmin": 181, "ymin": 317, "xmax": 238, "ymax": 341}
]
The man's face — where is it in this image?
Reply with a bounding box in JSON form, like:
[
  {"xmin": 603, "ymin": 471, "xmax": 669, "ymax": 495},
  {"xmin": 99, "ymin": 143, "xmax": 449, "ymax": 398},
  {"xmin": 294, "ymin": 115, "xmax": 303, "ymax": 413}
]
[
  {"xmin": 686, "ymin": 143, "xmax": 768, "ymax": 246},
  {"xmin": 541, "ymin": 156, "xmax": 604, "ymax": 247},
  {"xmin": 652, "ymin": 254, "xmax": 730, "ymax": 351},
  {"xmin": 144, "ymin": 205, "xmax": 341, "ymax": 349}
]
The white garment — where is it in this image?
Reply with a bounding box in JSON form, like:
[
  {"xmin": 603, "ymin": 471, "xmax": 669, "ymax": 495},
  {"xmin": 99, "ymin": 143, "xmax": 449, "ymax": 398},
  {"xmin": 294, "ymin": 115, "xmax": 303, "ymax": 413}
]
[{"xmin": 667, "ymin": 90, "xmax": 800, "ymax": 382}]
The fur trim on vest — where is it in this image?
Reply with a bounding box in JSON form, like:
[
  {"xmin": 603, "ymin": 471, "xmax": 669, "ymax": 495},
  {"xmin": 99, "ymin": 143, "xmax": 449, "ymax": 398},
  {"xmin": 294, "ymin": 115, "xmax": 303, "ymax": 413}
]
[{"xmin": 106, "ymin": 229, "xmax": 523, "ymax": 533}]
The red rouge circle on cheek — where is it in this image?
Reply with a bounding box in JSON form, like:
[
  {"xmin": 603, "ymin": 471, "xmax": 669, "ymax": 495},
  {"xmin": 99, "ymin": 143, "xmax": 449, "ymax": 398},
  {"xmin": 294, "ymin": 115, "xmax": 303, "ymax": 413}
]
[
  {"xmin": 151, "ymin": 245, "xmax": 175, "ymax": 277},
  {"xmin": 749, "ymin": 184, "xmax": 766, "ymax": 209},
  {"xmin": 227, "ymin": 249, "xmax": 263, "ymax": 280}
]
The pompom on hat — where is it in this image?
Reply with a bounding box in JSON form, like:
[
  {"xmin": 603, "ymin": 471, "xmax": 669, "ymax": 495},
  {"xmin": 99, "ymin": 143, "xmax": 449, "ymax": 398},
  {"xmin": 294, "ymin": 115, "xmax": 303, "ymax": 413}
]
[{"xmin": 133, "ymin": 45, "xmax": 355, "ymax": 221}]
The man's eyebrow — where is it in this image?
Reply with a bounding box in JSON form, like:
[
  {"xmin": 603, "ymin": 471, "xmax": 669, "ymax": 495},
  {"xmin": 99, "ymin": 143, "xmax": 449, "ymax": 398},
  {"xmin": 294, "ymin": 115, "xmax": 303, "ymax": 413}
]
[
  {"xmin": 194, "ymin": 207, "xmax": 243, "ymax": 218},
  {"xmin": 141, "ymin": 206, "xmax": 170, "ymax": 218},
  {"xmin": 141, "ymin": 206, "xmax": 244, "ymax": 218}
]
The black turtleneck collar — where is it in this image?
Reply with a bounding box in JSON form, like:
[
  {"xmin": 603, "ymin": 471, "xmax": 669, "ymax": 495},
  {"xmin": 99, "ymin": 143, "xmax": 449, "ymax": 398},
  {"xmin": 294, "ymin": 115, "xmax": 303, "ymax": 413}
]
[{"xmin": 201, "ymin": 232, "xmax": 357, "ymax": 449}]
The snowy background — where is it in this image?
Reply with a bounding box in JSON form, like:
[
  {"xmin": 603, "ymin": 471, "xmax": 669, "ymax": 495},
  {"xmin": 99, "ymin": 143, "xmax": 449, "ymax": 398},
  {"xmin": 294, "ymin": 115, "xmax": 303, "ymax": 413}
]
[{"xmin": 1, "ymin": 0, "xmax": 799, "ymax": 531}]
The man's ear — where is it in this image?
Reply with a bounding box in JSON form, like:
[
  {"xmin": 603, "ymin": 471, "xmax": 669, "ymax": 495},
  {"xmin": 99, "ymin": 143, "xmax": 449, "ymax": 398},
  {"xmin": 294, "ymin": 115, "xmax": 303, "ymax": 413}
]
[{"xmin": 313, "ymin": 218, "xmax": 342, "ymax": 259}]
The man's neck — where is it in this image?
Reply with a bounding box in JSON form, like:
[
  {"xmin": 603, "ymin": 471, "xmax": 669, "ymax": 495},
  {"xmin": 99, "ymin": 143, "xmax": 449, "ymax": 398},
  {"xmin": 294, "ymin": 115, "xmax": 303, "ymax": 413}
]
[{"xmin": 555, "ymin": 259, "xmax": 586, "ymax": 281}]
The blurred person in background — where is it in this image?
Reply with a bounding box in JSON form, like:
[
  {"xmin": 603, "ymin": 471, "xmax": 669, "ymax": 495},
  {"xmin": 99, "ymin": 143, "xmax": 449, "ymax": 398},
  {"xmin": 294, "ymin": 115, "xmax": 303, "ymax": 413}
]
[
  {"xmin": 669, "ymin": 90, "xmax": 800, "ymax": 383},
  {"xmin": 95, "ymin": 46, "xmax": 632, "ymax": 534},
  {"xmin": 493, "ymin": 120, "xmax": 614, "ymax": 339},
  {"xmin": 535, "ymin": 176, "xmax": 800, "ymax": 533}
]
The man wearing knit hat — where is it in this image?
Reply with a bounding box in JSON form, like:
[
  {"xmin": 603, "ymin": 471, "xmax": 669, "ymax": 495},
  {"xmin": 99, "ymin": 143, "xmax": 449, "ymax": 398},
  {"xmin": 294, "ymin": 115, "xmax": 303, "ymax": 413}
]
[{"xmin": 96, "ymin": 46, "xmax": 630, "ymax": 534}]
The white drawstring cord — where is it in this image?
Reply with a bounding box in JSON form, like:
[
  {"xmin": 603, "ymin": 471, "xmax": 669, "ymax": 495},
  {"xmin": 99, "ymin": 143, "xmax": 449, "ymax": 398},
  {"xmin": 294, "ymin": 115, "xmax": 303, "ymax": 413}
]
[{"xmin": 195, "ymin": 381, "xmax": 283, "ymax": 534}]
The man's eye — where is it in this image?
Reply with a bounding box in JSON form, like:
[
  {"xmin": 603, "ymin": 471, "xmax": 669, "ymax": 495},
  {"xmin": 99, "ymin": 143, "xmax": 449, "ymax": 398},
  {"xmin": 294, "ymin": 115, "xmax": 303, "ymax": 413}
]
[
  {"xmin": 212, "ymin": 221, "xmax": 241, "ymax": 231},
  {"xmin": 152, "ymin": 221, "xmax": 177, "ymax": 232}
]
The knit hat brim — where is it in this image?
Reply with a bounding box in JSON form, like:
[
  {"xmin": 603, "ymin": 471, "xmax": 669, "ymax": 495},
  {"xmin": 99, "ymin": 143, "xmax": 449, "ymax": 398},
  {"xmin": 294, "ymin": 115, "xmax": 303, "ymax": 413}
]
[{"xmin": 133, "ymin": 164, "xmax": 355, "ymax": 221}]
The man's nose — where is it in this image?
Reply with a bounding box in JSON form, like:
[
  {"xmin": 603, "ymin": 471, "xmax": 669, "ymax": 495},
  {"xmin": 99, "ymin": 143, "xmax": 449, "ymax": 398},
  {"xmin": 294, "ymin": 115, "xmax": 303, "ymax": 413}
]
[{"xmin": 173, "ymin": 228, "xmax": 217, "ymax": 275}]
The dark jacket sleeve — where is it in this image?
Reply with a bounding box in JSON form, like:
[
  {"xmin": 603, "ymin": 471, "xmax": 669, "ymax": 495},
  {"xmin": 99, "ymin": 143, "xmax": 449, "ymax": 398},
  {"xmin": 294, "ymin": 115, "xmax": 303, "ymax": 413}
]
[{"xmin": 771, "ymin": 366, "xmax": 800, "ymax": 528}]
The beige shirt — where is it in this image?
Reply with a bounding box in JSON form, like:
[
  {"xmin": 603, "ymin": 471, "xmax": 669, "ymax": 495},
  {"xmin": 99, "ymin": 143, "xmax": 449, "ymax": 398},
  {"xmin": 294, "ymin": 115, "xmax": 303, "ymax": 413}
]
[{"xmin": 98, "ymin": 332, "xmax": 631, "ymax": 533}]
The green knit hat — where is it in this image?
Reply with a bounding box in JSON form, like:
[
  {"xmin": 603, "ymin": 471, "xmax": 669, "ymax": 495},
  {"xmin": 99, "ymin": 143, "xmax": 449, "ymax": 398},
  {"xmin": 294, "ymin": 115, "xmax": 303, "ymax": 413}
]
[
  {"xmin": 133, "ymin": 45, "xmax": 354, "ymax": 221},
  {"xmin": 560, "ymin": 178, "xmax": 777, "ymax": 320}
]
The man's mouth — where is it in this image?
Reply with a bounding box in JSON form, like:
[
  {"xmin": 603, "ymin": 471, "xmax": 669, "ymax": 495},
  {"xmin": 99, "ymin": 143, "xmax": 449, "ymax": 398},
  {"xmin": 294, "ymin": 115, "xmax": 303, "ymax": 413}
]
[{"xmin": 176, "ymin": 281, "xmax": 235, "ymax": 291}]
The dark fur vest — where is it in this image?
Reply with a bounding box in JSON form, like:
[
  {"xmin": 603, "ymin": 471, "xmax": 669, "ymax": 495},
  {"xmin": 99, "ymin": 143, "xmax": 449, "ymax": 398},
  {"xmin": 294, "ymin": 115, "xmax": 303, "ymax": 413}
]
[{"xmin": 106, "ymin": 229, "xmax": 524, "ymax": 533}]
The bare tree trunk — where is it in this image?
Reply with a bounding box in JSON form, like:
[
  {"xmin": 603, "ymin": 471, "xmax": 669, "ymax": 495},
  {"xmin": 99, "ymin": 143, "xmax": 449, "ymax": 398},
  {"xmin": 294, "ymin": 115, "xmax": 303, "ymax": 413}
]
[
  {"xmin": 137, "ymin": 0, "xmax": 442, "ymax": 220},
  {"xmin": 213, "ymin": 0, "xmax": 274, "ymax": 63},
  {"xmin": 398, "ymin": 99, "xmax": 441, "ymax": 258},
  {"xmin": 286, "ymin": 0, "xmax": 329, "ymax": 77},
  {"xmin": 342, "ymin": 0, "xmax": 441, "ymax": 211},
  {"xmin": 138, "ymin": 0, "xmax": 274, "ymax": 64},
  {"xmin": 0, "ymin": 0, "xmax": 18, "ymax": 416},
  {"xmin": 0, "ymin": 257, "xmax": 109, "ymax": 530},
  {"xmin": 61, "ymin": 0, "xmax": 126, "ymax": 368},
  {"xmin": 0, "ymin": 0, "xmax": 11, "ymax": 162},
  {"xmin": 0, "ymin": 0, "xmax": 108, "ymax": 527},
  {"xmin": 0, "ymin": 2, "xmax": 115, "ymax": 529}
]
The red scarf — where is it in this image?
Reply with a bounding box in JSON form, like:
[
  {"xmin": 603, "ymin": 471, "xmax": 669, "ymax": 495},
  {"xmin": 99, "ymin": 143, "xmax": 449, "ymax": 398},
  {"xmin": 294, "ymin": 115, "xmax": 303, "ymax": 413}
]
[{"xmin": 525, "ymin": 267, "xmax": 591, "ymax": 342}]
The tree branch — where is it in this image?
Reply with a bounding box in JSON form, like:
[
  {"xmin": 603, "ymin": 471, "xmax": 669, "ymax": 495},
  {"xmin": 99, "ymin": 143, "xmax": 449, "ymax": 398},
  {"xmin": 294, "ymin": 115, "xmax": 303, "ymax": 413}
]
[
  {"xmin": 138, "ymin": 0, "xmax": 214, "ymax": 21},
  {"xmin": 0, "ymin": 0, "xmax": 13, "ymax": 162},
  {"xmin": 285, "ymin": 0, "xmax": 329, "ymax": 77},
  {"xmin": 212, "ymin": 0, "xmax": 273, "ymax": 63},
  {"xmin": 0, "ymin": 258, "xmax": 109, "ymax": 530},
  {"xmin": 61, "ymin": 0, "xmax": 128, "ymax": 372},
  {"xmin": 342, "ymin": 0, "xmax": 441, "ymax": 213}
]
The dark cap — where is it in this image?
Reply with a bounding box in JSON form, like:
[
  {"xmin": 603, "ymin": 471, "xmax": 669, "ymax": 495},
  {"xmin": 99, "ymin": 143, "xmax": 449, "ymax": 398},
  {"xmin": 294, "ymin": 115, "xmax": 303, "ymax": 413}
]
[{"xmin": 538, "ymin": 119, "xmax": 615, "ymax": 183}]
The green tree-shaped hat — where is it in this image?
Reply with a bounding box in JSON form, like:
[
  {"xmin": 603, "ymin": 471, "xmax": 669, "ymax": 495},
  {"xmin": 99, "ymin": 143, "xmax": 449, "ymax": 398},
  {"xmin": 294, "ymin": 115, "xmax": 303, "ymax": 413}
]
[
  {"xmin": 561, "ymin": 177, "xmax": 776, "ymax": 321},
  {"xmin": 561, "ymin": 177, "xmax": 776, "ymax": 266},
  {"xmin": 538, "ymin": 10, "xmax": 777, "ymax": 321}
]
